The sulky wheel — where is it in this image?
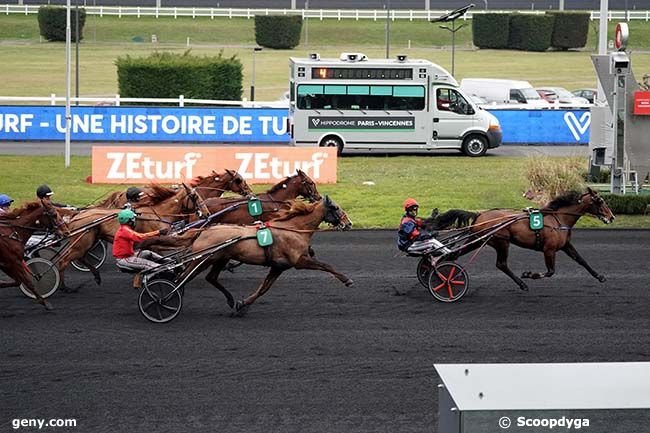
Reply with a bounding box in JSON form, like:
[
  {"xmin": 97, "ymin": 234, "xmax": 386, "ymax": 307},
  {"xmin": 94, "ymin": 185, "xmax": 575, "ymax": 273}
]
[
  {"xmin": 72, "ymin": 240, "xmax": 107, "ymax": 272},
  {"xmin": 416, "ymin": 256, "xmax": 434, "ymax": 289},
  {"xmin": 138, "ymin": 279, "xmax": 183, "ymax": 323},
  {"xmin": 428, "ymin": 262, "xmax": 469, "ymax": 303},
  {"xmin": 19, "ymin": 257, "xmax": 60, "ymax": 299}
]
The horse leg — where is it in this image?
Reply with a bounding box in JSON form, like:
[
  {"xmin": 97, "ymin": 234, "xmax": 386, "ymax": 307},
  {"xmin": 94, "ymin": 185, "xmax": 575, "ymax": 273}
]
[
  {"xmin": 16, "ymin": 262, "xmax": 53, "ymax": 310},
  {"xmin": 78, "ymin": 257, "xmax": 102, "ymax": 286},
  {"xmin": 234, "ymin": 267, "xmax": 284, "ymax": 317},
  {"xmin": 521, "ymin": 249, "xmax": 556, "ymax": 280},
  {"xmin": 294, "ymin": 255, "xmax": 354, "ymax": 287},
  {"xmin": 204, "ymin": 260, "xmax": 236, "ymax": 309},
  {"xmin": 491, "ymin": 239, "xmax": 529, "ymax": 291},
  {"xmin": 562, "ymin": 241, "xmax": 606, "ymax": 282}
]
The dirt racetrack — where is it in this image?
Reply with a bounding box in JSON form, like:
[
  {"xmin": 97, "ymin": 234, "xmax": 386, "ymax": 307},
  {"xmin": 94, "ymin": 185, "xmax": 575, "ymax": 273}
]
[{"xmin": 1, "ymin": 229, "xmax": 649, "ymax": 433}]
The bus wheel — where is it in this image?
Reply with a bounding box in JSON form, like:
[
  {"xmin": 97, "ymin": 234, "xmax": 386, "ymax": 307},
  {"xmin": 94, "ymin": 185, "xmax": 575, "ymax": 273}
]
[
  {"xmin": 461, "ymin": 135, "xmax": 488, "ymax": 157},
  {"xmin": 320, "ymin": 136, "xmax": 343, "ymax": 156}
]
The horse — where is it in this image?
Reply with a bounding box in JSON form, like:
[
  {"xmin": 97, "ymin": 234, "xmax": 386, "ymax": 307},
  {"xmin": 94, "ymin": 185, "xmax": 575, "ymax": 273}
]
[
  {"xmin": 0, "ymin": 200, "xmax": 67, "ymax": 309},
  {"xmin": 95, "ymin": 169, "xmax": 253, "ymax": 209},
  {"xmin": 421, "ymin": 208, "xmax": 479, "ymax": 232},
  {"xmin": 54, "ymin": 184, "xmax": 210, "ymax": 291},
  {"xmin": 199, "ymin": 169, "xmax": 322, "ymax": 225},
  {"xmin": 462, "ymin": 188, "xmax": 615, "ymax": 291},
  {"xmin": 150, "ymin": 196, "xmax": 353, "ymax": 316}
]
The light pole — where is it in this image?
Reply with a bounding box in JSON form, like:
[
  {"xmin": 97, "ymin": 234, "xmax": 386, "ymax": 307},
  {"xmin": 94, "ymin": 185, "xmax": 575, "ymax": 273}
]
[
  {"xmin": 482, "ymin": 0, "xmax": 488, "ymax": 10},
  {"xmin": 433, "ymin": 4, "xmax": 474, "ymax": 77},
  {"xmin": 385, "ymin": 0, "xmax": 391, "ymax": 59},
  {"xmin": 65, "ymin": 0, "xmax": 71, "ymax": 167},
  {"xmin": 75, "ymin": 0, "xmax": 79, "ymax": 106},
  {"xmin": 250, "ymin": 47, "xmax": 262, "ymax": 102},
  {"xmin": 304, "ymin": 0, "xmax": 309, "ymax": 46}
]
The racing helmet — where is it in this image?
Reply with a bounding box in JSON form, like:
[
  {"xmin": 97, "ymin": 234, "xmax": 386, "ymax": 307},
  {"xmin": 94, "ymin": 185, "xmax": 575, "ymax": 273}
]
[
  {"xmin": 0, "ymin": 194, "xmax": 13, "ymax": 207},
  {"xmin": 126, "ymin": 187, "xmax": 144, "ymax": 203},
  {"xmin": 36, "ymin": 184, "xmax": 54, "ymax": 199},
  {"xmin": 403, "ymin": 198, "xmax": 419, "ymax": 211},
  {"xmin": 117, "ymin": 209, "xmax": 137, "ymax": 227}
]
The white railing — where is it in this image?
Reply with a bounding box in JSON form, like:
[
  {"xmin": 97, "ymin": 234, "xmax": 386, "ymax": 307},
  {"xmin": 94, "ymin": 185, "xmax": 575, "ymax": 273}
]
[
  {"xmin": 1, "ymin": 5, "xmax": 649, "ymax": 21},
  {"xmin": 0, "ymin": 95, "xmax": 288, "ymax": 108}
]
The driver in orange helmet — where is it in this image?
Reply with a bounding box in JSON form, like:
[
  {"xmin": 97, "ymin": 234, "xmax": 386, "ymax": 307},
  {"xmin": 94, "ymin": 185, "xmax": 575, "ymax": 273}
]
[{"xmin": 397, "ymin": 198, "xmax": 433, "ymax": 251}]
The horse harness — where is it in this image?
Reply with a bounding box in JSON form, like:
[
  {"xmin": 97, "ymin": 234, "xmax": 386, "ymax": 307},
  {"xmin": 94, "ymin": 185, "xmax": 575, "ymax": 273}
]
[{"xmin": 524, "ymin": 208, "xmax": 573, "ymax": 251}]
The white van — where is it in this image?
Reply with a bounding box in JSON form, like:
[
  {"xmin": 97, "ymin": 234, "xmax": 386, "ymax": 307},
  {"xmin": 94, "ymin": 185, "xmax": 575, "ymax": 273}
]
[
  {"xmin": 288, "ymin": 54, "xmax": 502, "ymax": 156},
  {"xmin": 460, "ymin": 78, "xmax": 547, "ymax": 106}
]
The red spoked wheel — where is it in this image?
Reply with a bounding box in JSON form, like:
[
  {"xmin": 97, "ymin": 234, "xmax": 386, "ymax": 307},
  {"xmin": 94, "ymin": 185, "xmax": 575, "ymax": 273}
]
[{"xmin": 428, "ymin": 262, "xmax": 469, "ymax": 303}]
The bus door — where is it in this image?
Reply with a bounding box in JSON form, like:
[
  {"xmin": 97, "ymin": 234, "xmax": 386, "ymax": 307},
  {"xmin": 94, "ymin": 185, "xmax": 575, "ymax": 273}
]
[{"xmin": 431, "ymin": 87, "xmax": 475, "ymax": 147}]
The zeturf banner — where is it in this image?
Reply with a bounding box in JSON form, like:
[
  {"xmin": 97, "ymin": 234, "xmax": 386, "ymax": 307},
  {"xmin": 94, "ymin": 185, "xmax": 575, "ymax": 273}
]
[
  {"xmin": 0, "ymin": 106, "xmax": 590, "ymax": 144},
  {"xmin": 0, "ymin": 106, "xmax": 288, "ymax": 142},
  {"xmin": 91, "ymin": 146, "xmax": 337, "ymax": 184}
]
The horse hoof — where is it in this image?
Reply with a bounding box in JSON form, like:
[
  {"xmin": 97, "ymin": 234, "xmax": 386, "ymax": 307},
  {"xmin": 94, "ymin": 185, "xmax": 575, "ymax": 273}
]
[
  {"xmin": 344, "ymin": 279, "xmax": 354, "ymax": 287},
  {"xmin": 232, "ymin": 301, "xmax": 249, "ymax": 317},
  {"xmin": 521, "ymin": 271, "xmax": 532, "ymax": 279},
  {"xmin": 94, "ymin": 275, "xmax": 102, "ymax": 286},
  {"xmin": 597, "ymin": 275, "xmax": 606, "ymax": 283},
  {"xmin": 42, "ymin": 300, "xmax": 54, "ymax": 311},
  {"xmin": 518, "ymin": 284, "xmax": 529, "ymax": 292}
]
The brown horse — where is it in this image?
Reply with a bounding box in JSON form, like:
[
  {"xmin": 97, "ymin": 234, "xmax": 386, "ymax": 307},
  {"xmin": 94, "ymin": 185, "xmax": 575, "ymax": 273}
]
[
  {"xmin": 95, "ymin": 169, "xmax": 253, "ymax": 208},
  {"xmin": 200, "ymin": 169, "xmax": 322, "ymax": 224},
  {"xmin": 155, "ymin": 196, "xmax": 353, "ymax": 316},
  {"xmin": 465, "ymin": 188, "xmax": 615, "ymax": 291},
  {"xmin": 0, "ymin": 200, "xmax": 66, "ymax": 309},
  {"xmin": 55, "ymin": 184, "xmax": 210, "ymax": 290}
]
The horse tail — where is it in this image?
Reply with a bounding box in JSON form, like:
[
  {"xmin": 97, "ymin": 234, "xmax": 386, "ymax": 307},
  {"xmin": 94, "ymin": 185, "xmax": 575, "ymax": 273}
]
[{"xmin": 435, "ymin": 209, "xmax": 479, "ymax": 230}]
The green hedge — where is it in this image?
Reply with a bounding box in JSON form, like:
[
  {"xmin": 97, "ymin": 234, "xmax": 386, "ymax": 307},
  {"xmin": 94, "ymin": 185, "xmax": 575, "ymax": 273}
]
[
  {"xmin": 115, "ymin": 50, "xmax": 242, "ymax": 101},
  {"xmin": 601, "ymin": 194, "xmax": 650, "ymax": 215},
  {"xmin": 255, "ymin": 15, "xmax": 302, "ymax": 49},
  {"xmin": 37, "ymin": 6, "xmax": 86, "ymax": 42},
  {"xmin": 472, "ymin": 13, "xmax": 510, "ymax": 49},
  {"xmin": 547, "ymin": 11, "xmax": 590, "ymax": 50},
  {"xmin": 508, "ymin": 14, "xmax": 555, "ymax": 52}
]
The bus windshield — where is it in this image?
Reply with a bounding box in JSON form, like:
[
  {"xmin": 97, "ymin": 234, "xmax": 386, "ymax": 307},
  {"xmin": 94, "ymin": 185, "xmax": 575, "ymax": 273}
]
[{"xmin": 297, "ymin": 84, "xmax": 425, "ymax": 111}]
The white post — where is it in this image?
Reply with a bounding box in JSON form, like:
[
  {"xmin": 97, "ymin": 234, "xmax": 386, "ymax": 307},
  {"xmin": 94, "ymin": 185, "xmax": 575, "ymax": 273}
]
[
  {"xmin": 65, "ymin": 0, "xmax": 71, "ymax": 168},
  {"xmin": 559, "ymin": 0, "xmax": 564, "ymax": 10},
  {"xmin": 598, "ymin": 0, "xmax": 608, "ymax": 55},
  {"xmin": 291, "ymin": 0, "xmax": 296, "ymax": 8}
]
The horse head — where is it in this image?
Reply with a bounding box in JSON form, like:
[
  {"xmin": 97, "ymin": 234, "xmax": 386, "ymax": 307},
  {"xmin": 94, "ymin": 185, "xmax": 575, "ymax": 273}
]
[
  {"xmin": 323, "ymin": 196, "xmax": 352, "ymax": 231},
  {"xmin": 582, "ymin": 187, "xmax": 615, "ymax": 224},
  {"xmin": 181, "ymin": 183, "xmax": 210, "ymax": 218},
  {"xmin": 294, "ymin": 169, "xmax": 322, "ymax": 202},
  {"xmin": 222, "ymin": 169, "xmax": 253, "ymax": 197}
]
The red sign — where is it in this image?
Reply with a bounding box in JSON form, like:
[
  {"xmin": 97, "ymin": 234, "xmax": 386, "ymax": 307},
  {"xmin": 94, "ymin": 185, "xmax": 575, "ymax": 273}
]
[
  {"xmin": 92, "ymin": 146, "xmax": 338, "ymax": 184},
  {"xmin": 634, "ymin": 91, "xmax": 650, "ymax": 115},
  {"xmin": 615, "ymin": 23, "xmax": 629, "ymax": 51}
]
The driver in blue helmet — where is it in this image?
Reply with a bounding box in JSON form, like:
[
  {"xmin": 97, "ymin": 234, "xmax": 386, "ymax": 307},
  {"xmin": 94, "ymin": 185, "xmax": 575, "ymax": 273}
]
[{"xmin": 0, "ymin": 194, "xmax": 14, "ymax": 214}]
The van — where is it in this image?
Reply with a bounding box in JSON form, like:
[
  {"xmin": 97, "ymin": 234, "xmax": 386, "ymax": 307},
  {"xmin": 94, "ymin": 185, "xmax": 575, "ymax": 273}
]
[
  {"xmin": 289, "ymin": 54, "xmax": 502, "ymax": 156},
  {"xmin": 460, "ymin": 78, "xmax": 547, "ymax": 106}
]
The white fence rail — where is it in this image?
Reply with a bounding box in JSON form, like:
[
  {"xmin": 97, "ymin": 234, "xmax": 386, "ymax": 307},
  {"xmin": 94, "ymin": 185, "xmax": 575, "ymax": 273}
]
[
  {"xmin": 2, "ymin": 4, "xmax": 650, "ymax": 21},
  {"xmin": 0, "ymin": 95, "xmax": 287, "ymax": 108}
]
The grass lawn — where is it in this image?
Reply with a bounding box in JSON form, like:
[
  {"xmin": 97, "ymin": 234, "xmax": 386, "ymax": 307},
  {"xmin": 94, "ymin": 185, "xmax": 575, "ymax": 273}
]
[
  {"xmin": 1, "ymin": 154, "xmax": 648, "ymax": 228},
  {"xmin": 0, "ymin": 15, "xmax": 650, "ymax": 100}
]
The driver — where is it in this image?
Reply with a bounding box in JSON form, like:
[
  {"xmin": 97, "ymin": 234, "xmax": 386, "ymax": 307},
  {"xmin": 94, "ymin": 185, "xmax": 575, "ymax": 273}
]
[
  {"xmin": 397, "ymin": 198, "xmax": 434, "ymax": 251},
  {"xmin": 113, "ymin": 209, "xmax": 169, "ymax": 278},
  {"xmin": 124, "ymin": 187, "xmax": 146, "ymax": 209},
  {"xmin": 36, "ymin": 184, "xmax": 69, "ymax": 208},
  {"xmin": 0, "ymin": 194, "xmax": 14, "ymax": 214}
]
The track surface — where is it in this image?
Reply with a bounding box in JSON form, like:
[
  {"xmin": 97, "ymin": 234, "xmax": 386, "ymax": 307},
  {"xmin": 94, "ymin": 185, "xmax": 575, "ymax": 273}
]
[{"xmin": 1, "ymin": 229, "xmax": 649, "ymax": 433}]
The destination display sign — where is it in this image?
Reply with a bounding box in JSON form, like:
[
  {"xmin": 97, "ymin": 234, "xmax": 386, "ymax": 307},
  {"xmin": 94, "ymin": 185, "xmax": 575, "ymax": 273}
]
[
  {"xmin": 311, "ymin": 67, "xmax": 413, "ymax": 80},
  {"xmin": 308, "ymin": 116, "xmax": 415, "ymax": 131}
]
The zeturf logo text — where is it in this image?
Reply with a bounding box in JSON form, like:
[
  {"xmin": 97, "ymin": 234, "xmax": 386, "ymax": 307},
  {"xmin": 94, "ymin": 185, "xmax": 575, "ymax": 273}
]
[{"xmin": 92, "ymin": 146, "xmax": 337, "ymax": 184}]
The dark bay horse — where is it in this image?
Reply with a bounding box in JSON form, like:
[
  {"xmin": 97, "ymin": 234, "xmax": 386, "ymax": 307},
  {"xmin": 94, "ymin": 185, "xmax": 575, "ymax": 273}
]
[
  {"xmin": 55, "ymin": 185, "xmax": 210, "ymax": 290},
  {"xmin": 200, "ymin": 169, "xmax": 322, "ymax": 224},
  {"xmin": 0, "ymin": 200, "xmax": 66, "ymax": 309},
  {"xmin": 465, "ymin": 188, "xmax": 615, "ymax": 291},
  {"xmin": 154, "ymin": 196, "xmax": 353, "ymax": 316},
  {"xmin": 95, "ymin": 169, "xmax": 253, "ymax": 209}
]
